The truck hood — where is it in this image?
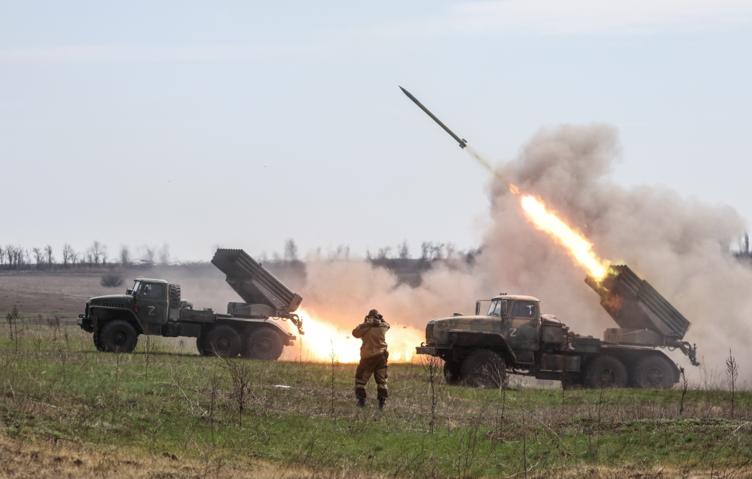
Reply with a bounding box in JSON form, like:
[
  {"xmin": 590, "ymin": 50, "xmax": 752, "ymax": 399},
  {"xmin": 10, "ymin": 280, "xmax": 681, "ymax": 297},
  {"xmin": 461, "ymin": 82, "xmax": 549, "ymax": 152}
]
[
  {"xmin": 433, "ymin": 314, "xmax": 497, "ymax": 322},
  {"xmin": 89, "ymin": 294, "xmax": 133, "ymax": 307}
]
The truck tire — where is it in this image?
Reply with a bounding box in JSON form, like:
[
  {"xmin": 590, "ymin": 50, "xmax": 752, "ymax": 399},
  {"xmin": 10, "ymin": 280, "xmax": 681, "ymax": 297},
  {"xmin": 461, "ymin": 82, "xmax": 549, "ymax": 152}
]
[
  {"xmin": 561, "ymin": 375, "xmax": 583, "ymax": 390},
  {"xmin": 584, "ymin": 355, "xmax": 627, "ymax": 388},
  {"xmin": 196, "ymin": 336, "xmax": 212, "ymax": 356},
  {"xmin": 443, "ymin": 360, "xmax": 462, "ymax": 385},
  {"xmin": 93, "ymin": 328, "xmax": 105, "ymax": 351},
  {"xmin": 205, "ymin": 325, "xmax": 242, "ymax": 357},
  {"xmin": 461, "ymin": 349, "xmax": 506, "ymax": 388},
  {"xmin": 631, "ymin": 355, "xmax": 676, "ymax": 389},
  {"xmin": 244, "ymin": 328, "xmax": 283, "ymax": 360},
  {"xmin": 99, "ymin": 320, "xmax": 138, "ymax": 353}
]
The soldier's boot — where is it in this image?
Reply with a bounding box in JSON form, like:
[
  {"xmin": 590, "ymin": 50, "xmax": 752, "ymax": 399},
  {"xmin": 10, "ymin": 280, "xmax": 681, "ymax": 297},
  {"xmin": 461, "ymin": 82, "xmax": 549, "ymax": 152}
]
[
  {"xmin": 377, "ymin": 386, "xmax": 388, "ymax": 410},
  {"xmin": 355, "ymin": 387, "xmax": 367, "ymax": 408}
]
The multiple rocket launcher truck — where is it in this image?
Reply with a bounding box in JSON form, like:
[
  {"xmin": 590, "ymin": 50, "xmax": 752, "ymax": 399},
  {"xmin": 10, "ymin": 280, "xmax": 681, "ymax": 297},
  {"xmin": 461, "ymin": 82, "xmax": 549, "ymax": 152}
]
[
  {"xmin": 417, "ymin": 265, "xmax": 699, "ymax": 389},
  {"xmin": 79, "ymin": 249, "xmax": 302, "ymax": 360},
  {"xmin": 79, "ymin": 248, "xmax": 698, "ymax": 389}
]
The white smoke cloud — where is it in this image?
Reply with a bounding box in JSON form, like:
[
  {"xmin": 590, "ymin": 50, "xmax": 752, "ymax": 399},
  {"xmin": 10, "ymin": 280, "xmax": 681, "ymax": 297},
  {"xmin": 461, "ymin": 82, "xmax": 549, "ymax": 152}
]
[{"xmin": 300, "ymin": 123, "xmax": 751, "ymax": 383}]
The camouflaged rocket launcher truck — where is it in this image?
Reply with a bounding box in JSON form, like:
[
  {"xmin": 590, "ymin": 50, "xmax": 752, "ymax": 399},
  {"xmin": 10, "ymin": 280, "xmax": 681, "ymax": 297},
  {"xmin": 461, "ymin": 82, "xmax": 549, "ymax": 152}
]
[
  {"xmin": 79, "ymin": 248, "xmax": 303, "ymax": 360},
  {"xmin": 416, "ymin": 264, "xmax": 698, "ymax": 389}
]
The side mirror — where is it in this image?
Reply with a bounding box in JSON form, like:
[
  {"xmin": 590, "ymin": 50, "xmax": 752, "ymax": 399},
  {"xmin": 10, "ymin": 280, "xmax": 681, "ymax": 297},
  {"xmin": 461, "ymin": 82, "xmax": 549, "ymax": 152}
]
[
  {"xmin": 475, "ymin": 301, "xmax": 481, "ymax": 315},
  {"xmin": 126, "ymin": 289, "xmax": 133, "ymax": 295}
]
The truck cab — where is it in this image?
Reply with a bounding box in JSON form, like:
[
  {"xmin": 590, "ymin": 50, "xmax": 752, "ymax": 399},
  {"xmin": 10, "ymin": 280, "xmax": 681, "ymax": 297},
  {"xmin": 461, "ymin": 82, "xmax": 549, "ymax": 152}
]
[
  {"xmin": 80, "ymin": 278, "xmax": 181, "ymax": 344},
  {"xmin": 480, "ymin": 295, "xmax": 542, "ymax": 354},
  {"xmin": 128, "ymin": 279, "xmax": 174, "ymax": 334}
]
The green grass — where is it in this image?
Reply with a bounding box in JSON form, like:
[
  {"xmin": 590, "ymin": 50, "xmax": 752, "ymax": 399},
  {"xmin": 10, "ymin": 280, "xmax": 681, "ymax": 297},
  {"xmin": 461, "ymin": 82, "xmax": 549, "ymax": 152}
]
[{"xmin": 1, "ymin": 325, "xmax": 751, "ymax": 478}]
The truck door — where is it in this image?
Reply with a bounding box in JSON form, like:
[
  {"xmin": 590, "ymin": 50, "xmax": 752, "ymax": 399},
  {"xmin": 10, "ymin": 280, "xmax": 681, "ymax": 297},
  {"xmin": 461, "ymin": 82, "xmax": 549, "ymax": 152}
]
[
  {"xmin": 136, "ymin": 282, "xmax": 168, "ymax": 334},
  {"xmin": 507, "ymin": 300, "xmax": 540, "ymax": 353}
]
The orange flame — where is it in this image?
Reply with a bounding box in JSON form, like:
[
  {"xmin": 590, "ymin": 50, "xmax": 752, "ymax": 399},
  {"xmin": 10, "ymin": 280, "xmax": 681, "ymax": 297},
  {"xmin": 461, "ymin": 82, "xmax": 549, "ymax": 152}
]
[
  {"xmin": 290, "ymin": 308, "xmax": 423, "ymax": 364},
  {"xmin": 509, "ymin": 185, "xmax": 609, "ymax": 280}
]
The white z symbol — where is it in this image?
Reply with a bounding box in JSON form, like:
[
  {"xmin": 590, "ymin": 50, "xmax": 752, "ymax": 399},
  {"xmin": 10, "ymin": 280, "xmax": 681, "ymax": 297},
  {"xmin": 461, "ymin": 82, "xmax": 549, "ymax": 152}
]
[{"xmin": 147, "ymin": 305, "xmax": 156, "ymax": 316}]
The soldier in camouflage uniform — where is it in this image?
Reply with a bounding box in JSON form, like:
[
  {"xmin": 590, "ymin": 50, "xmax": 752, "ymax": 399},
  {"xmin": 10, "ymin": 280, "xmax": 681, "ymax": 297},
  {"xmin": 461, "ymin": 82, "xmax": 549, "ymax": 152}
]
[{"xmin": 352, "ymin": 309, "xmax": 390, "ymax": 409}]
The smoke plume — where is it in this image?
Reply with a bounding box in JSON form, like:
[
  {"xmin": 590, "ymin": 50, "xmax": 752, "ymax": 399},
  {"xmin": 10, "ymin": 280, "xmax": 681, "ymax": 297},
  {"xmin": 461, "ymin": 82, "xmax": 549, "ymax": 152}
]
[{"xmin": 299, "ymin": 124, "xmax": 751, "ymax": 382}]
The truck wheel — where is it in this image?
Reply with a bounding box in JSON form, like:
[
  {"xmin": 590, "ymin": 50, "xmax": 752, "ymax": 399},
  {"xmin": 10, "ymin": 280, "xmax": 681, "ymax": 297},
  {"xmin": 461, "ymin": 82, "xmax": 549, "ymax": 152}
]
[
  {"xmin": 561, "ymin": 375, "xmax": 583, "ymax": 390},
  {"xmin": 584, "ymin": 355, "xmax": 627, "ymax": 388},
  {"xmin": 205, "ymin": 325, "xmax": 242, "ymax": 357},
  {"xmin": 461, "ymin": 349, "xmax": 506, "ymax": 388},
  {"xmin": 99, "ymin": 320, "xmax": 138, "ymax": 353},
  {"xmin": 443, "ymin": 360, "xmax": 461, "ymax": 385},
  {"xmin": 93, "ymin": 329, "xmax": 105, "ymax": 352},
  {"xmin": 631, "ymin": 355, "xmax": 676, "ymax": 389},
  {"xmin": 244, "ymin": 328, "xmax": 283, "ymax": 360},
  {"xmin": 196, "ymin": 336, "xmax": 212, "ymax": 356}
]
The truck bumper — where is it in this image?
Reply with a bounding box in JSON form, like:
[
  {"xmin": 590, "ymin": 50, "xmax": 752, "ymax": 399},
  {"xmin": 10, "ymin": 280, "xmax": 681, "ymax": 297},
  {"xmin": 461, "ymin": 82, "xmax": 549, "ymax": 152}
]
[
  {"xmin": 78, "ymin": 314, "xmax": 94, "ymax": 332},
  {"xmin": 416, "ymin": 345, "xmax": 439, "ymax": 356}
]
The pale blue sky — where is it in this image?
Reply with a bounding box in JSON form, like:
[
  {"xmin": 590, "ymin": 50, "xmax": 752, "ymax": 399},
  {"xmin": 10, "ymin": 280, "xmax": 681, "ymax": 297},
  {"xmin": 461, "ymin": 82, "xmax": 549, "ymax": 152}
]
[{"xmin": 2, "ymin": 1, "xmax": 751, "ymax": 261}]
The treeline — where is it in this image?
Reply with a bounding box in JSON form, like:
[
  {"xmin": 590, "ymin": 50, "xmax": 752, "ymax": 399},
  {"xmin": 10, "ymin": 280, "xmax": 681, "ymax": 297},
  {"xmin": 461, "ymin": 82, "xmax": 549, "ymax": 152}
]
[
  {"xmin": 0, "ymin": 238, "xmax": 481, "ymax": 273},
  {"xmin": 736, "ymin": 233, "xmax": 752, "ymax": 262},
  {"xmin": 0, "ymin": 242, "xmax": 171, "ymax": 271}
]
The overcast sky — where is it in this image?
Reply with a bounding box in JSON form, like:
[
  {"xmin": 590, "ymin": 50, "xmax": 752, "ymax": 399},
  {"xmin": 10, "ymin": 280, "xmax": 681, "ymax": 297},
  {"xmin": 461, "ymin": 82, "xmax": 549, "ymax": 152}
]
[{"xmin": 2, "ymin": 1, "xmax": 751, "ymax": 261}]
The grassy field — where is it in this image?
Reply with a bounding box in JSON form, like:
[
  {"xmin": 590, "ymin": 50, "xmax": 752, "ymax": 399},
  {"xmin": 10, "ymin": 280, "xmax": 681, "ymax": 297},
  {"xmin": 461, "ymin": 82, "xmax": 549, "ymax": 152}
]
[{"xmin": 1, "ymin": 319, "xmax": 751, "ymax": 478}]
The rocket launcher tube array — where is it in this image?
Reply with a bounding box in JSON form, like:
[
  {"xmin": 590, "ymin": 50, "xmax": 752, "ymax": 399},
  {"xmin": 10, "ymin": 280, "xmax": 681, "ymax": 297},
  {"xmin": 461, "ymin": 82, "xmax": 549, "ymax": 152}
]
[
  {"xmin": 211, "ymin": 249, "xmax": 304, "ymax": 332},
  {"xmin": 586, "ymin": 264, "xmax": 698, "ymax": 365}
]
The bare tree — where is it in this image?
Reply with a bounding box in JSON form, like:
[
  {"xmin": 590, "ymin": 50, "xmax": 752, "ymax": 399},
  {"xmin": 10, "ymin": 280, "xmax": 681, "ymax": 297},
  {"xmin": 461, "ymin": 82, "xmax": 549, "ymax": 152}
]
[
  {"xmin": 18, "ymin": 247, "xmax": 27, "ymax": 268},
  {"xmin": 120, "ymin": 245, "xmax": 131, "ymax": 266},
  {"xmin": 62, "ymin": 244, "xmax": 76, "ymax": 266},
  {"xmin": 421, "ymin": 242, "xmax": 430, "ymax": 260},
  {"xmin": 88, "ymin": 241, "xmax": 106, "ymax": 265},
  {"xmin": 44, "ymin": 245, "xmax": 54, "ymax": 267},
  {"xmin": 328, "ymin": 245, "xmax": 350, "ymax": 260},
  {"xmin": 32, "ymin": 247, "xmax": 44, "ymax": 267},
  {"xmin": 283, "ymin": 239, "xmax": 298, "ymax": 261},
  {"xmin": 158, "ymin": 244, "xmax": 170, "ymax": 265},
  {"xmin": 398, "ymin": 241, "xmax": 410, "ymax": 259},
  {"xmin": 139, "ymin": 245, "xmax": 155, "ymax": 265},
  {"xmin": 420, "ymin": 242, "xmax": 445, "ymax": 261}
]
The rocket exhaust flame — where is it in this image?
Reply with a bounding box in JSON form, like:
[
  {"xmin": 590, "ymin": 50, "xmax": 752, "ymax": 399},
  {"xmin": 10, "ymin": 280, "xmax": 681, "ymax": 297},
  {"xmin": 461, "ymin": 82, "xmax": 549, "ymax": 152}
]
[
  {"xmin": 515, "ymin": 192, "xmax": 609, "ymax": 280},
  {"xmin": 293, "ymin": 308, "xmax": 423, "ymax": 364}
]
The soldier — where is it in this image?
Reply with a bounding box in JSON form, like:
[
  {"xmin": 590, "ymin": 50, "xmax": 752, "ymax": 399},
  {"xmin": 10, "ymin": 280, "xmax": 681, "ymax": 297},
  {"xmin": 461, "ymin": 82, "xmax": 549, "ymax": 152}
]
[{"xmin": 352, "ymin": 308, "xmax": 390, "ymax": 409}]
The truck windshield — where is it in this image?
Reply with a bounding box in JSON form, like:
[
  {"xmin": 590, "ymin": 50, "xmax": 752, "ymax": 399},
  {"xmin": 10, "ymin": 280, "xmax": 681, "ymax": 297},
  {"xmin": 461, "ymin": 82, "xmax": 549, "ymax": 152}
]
[
  {"xmin": 131, "ymin": 281, "xmax": 142, "ymax": 295},
  {"xmin": 487, "ymin": 299, "xmax": 507, "ymax": 317}
]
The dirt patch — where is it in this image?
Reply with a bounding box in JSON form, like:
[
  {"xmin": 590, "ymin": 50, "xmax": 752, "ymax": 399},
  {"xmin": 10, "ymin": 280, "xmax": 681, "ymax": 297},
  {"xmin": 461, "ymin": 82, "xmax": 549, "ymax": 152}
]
[{"xmin": 0, "ymin": 433, "xmax": 375, "ymax": 479}]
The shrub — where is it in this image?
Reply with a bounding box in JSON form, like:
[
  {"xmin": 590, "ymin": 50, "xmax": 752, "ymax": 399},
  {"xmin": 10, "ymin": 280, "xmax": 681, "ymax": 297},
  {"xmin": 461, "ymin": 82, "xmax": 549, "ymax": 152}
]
[{"xmin": 100, "ymin": 273, "xmax": 124, "ymax": 288}]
